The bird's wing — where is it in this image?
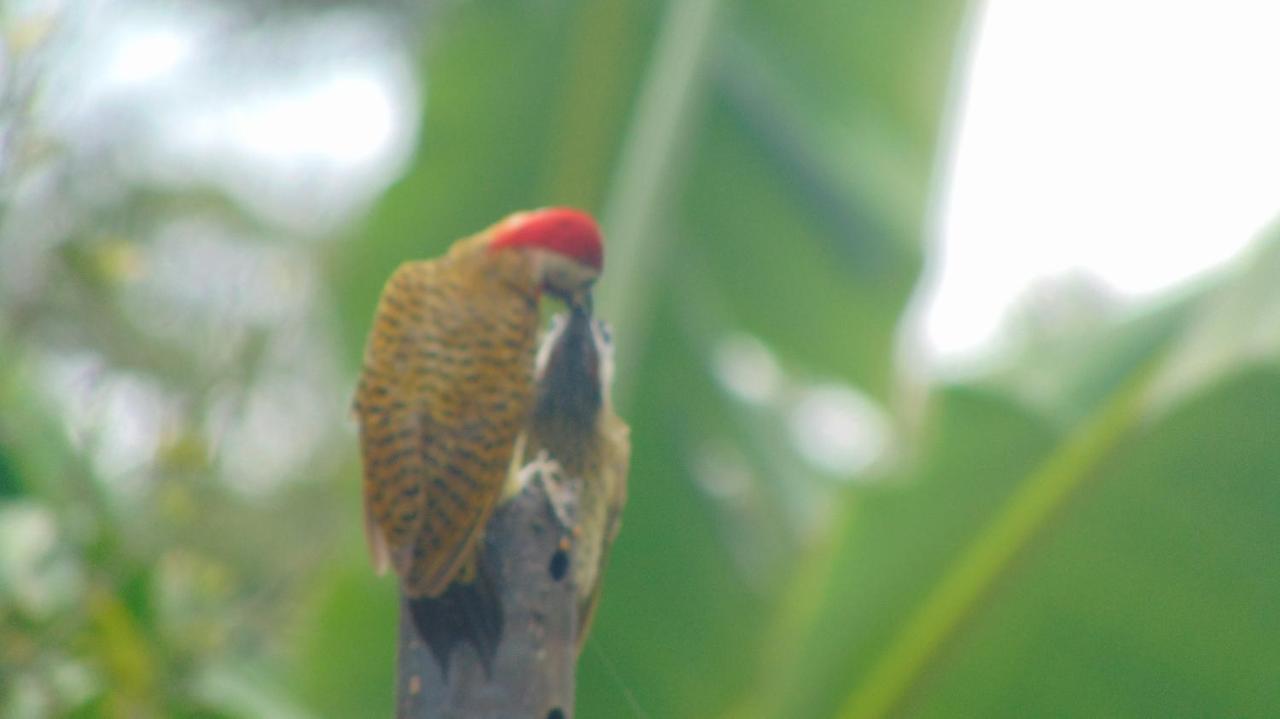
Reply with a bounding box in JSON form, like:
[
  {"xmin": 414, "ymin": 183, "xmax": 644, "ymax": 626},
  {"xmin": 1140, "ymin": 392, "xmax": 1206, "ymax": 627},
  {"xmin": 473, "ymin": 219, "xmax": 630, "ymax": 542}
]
[{"xmin": 355, "ymin": 258, "xmax": 538, "ymax": 597}]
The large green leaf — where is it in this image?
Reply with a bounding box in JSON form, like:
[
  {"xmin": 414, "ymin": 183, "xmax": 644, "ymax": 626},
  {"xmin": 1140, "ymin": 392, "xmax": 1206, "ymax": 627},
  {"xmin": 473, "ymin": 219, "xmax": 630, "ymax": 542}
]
[{"xmin": 912, "ymin": 366, "xmax": 1280, "ymax": 717}]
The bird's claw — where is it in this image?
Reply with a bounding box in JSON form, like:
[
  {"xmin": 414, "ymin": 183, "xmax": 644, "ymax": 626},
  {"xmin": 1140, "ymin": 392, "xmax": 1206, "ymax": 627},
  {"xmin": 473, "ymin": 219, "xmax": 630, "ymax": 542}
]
[
  {"xmin": 523, "ymin": 450, "xmax": 576, "ymax": 531},
  {"xmin": 517, "ymin": 449, "xmax": 558, "ymax": 485}
]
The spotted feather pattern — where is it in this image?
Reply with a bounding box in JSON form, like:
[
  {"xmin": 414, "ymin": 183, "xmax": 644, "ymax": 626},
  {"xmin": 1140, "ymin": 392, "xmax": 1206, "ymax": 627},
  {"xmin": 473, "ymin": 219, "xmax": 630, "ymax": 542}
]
[{"xmin": 354, "ymin": 234, "xmax": 541, "ymax": 597}]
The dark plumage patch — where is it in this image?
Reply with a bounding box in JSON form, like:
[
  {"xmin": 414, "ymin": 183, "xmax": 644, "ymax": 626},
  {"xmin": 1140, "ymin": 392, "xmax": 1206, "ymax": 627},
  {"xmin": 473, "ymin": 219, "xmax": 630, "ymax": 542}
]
[
  {"xmin": 404, "ymin": 558, "xmax": 503, "ymax": 677},
  {"xmin": 532, "ymin": 304, "xmax": 602, "ymax": 453}
]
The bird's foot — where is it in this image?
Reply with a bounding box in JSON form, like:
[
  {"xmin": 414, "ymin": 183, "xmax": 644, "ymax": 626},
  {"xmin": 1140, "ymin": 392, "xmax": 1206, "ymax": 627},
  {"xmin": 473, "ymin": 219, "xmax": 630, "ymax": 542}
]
[
  {"xmin": 523, "ymin": 451, "xmax": 576, "ymax": 531},
  {"xmin": 517, "ymin": 449, "xmax": 562, "ymax": 485}
]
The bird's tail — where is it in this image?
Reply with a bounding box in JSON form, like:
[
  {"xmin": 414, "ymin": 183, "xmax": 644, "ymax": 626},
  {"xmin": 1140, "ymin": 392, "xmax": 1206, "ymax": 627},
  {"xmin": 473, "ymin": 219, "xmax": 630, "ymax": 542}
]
[{"xmin": 403, "ymin": 556, "xmax": 504, "ymax": 677}]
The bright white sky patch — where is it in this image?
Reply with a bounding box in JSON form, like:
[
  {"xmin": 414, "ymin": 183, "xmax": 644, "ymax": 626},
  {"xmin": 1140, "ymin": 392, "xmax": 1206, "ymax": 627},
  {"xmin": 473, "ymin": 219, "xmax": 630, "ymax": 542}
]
[
  {"xmin": 229, "ymin": 72, "xmax": 399, "ymax": 166},
  {"xmin": 49, "ymin": 3, "xmax": 419, "ymax": 234},
  {"xmin": 105, "ymin": 25, "xmax": 192, "ymax": 86},
  {"xmin": 920, "ymin": 0, "xmax": 1280, "ymax": 365}
]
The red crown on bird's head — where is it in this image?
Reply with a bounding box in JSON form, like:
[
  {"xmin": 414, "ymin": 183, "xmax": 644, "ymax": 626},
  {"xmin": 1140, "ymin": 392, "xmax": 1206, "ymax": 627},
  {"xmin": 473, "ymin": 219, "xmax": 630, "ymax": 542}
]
[{"xmin": 488, "ymin": 207, "xmax": 603, "ymax": 272}]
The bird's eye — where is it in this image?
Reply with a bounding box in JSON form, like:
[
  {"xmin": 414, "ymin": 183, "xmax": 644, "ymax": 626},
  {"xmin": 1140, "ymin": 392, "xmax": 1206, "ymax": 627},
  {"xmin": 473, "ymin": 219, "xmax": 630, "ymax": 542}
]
[{"xmin": 595, "ymin": 321, "xmax": 613, "ymax": 346}]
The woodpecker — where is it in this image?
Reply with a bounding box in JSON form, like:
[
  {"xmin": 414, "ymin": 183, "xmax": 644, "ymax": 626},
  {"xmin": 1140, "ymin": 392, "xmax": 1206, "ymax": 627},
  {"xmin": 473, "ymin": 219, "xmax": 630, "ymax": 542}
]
[
  {"xmin": 528, "ymin": 302, "xmax": 630, "ymax": 652},
  {"xmin": 353, "ymin": 208, "xmax": 603, "ymax": 611}
]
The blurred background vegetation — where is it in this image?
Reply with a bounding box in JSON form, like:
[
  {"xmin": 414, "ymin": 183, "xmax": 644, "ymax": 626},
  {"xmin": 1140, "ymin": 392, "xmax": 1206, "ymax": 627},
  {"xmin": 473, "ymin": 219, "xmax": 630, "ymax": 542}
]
[{"xmin": 2, "ymin": 0, "xmax": 1278, "ymax": 717}]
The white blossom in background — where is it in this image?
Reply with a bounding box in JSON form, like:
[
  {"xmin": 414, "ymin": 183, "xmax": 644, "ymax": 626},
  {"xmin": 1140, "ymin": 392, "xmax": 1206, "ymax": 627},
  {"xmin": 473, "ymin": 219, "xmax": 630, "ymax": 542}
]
[
  {"xmin": 0, "ymin": 503, "xmax": 83, "ymax": 618},
  {"xmin": 788, "ymin": 384, "xmax": 890, "ymax": 478},
  {"xmin": 712, "ymin": 333, "xmax": 893, "ymax": 481},
  {"xmin": 713, "ymin": 332, "xmax": 784, "ymax": 405}
]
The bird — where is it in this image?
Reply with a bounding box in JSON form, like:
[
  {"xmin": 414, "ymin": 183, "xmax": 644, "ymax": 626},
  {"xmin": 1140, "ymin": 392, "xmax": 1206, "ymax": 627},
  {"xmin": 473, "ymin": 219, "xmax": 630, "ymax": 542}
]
[
  {"xmin": 527, "ymin": 301, "xmax": 631, "ymax": 653},
  {"xmin": 353, "ymin": 207, "xmax": 603, "ymax": 642}
]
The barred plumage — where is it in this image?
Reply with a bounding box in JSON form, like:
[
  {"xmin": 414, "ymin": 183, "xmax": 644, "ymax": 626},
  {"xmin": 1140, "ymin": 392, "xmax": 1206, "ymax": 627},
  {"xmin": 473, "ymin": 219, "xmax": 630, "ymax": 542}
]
[{"xmin": 356, "ymin": 231, "xmax": 542, "ymax": 597}]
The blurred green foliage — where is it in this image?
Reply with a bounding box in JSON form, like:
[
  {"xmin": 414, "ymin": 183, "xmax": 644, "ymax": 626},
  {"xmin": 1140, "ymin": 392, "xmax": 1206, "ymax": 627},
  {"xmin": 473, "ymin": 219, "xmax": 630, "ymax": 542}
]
[{"xmin": 3, "ymin": 1, "xmax": 1279, "ymax": 718}]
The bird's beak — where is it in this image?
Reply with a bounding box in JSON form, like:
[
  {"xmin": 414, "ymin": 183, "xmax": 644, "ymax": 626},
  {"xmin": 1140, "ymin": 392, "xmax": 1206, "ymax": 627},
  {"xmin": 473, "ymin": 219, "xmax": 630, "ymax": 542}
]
[{"xmin": 569, "ymin": 287, "xmax": 594, "ymax": 315}]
